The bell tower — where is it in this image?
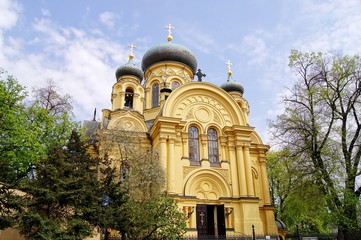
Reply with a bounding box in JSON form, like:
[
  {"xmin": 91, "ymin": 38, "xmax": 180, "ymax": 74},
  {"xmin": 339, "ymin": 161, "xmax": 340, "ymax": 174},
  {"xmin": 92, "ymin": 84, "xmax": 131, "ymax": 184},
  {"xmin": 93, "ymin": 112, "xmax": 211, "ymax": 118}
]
[
  {"xmin": 101, "ymin": 44, "xmax": 146, "ymax": 131},
  {"xmin": 111, "ymin": 43, "xmax": 144, "ymax": 113}
]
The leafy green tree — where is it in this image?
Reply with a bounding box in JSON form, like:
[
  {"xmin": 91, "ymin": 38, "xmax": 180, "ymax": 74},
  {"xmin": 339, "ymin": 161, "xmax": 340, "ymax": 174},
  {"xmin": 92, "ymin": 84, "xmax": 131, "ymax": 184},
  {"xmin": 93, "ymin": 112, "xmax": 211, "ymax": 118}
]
[
  {"xmin": 0, "ymin": 69, "xmax": 35, "ymax": 229},
  {"xmin": 123, "ymin": 194, "xmax": 186, "ymax": 240},
  {"xmin": 0, "ymin": 70, "xmax": 78, "ymax": 177},
  {"xmin": 269, "ymin": 50, "xmax": 361, "ymax": 239},
  {"xmin": 18, "ymin": 130, "xmax": 101, "ymax": 240},
  {"xmin": 0, "ymin": 69, "xmax": 35, "ymax": 178},
  {"xmin": 267, "ymin": 150, "xmax": 331, "ymax": 233},
  {"xmin": 0, "ymin": 69, "xmax": 78, "ymax": 230}
]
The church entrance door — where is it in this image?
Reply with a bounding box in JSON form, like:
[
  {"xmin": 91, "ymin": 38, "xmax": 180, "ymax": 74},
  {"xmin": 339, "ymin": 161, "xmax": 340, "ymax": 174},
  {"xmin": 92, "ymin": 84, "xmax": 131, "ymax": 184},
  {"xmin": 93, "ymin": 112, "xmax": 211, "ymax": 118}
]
[{"xmin": 196, "ymin": 204, "xmax": 226, "ymax": 239}]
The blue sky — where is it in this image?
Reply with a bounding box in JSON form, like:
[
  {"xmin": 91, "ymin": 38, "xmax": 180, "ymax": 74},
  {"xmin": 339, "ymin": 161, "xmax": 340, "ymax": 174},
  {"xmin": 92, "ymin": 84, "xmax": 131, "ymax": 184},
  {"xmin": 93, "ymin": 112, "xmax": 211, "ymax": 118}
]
[{"xmin": 1, "ymin": 0, "xmax": 361, "ymax": 146}]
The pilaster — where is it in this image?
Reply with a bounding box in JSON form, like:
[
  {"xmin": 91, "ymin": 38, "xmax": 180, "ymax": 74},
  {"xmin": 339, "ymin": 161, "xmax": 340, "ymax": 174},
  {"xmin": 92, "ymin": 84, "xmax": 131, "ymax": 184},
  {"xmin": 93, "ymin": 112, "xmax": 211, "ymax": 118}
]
[
  {"xmin": 167, "ymin": 138, "xmax": 175, "ymax": 193},
  {"xmin": 228, "ymin": 140, "xmax": 240, "ymax": 197},
  {"xmin": 243, "ymin": 145, "xmax": 255, "ymax": 196}
]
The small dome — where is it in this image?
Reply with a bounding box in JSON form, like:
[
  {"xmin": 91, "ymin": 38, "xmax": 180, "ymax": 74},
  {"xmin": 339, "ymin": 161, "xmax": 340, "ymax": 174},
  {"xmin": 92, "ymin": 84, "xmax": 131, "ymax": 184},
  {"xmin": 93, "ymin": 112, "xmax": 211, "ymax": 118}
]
[
  {"xmin": 220, "ymin": 74, "xmax": 244, "ymax": 95},
  {"xmin": 115, "ymin": 58, "xmax": 143, "ymax": 82},
  {"xmin": 141, "ymin": 42, "xmax": 197, "ymax": 73}
]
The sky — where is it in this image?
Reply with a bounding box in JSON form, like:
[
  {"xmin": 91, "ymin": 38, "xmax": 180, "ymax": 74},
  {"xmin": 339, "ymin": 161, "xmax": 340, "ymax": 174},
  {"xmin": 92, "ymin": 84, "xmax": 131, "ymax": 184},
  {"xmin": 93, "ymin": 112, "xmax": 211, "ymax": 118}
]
[{"xmin": 1, "ymin": 0, "xmax": 361, "ymax": 146}]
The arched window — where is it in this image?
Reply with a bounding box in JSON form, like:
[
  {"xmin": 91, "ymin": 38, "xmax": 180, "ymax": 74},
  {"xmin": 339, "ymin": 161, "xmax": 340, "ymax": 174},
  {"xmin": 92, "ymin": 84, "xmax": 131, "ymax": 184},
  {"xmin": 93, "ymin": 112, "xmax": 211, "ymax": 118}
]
[
  {"xmin": 207, "ymin": 128, "xmax": 219, "ymax": 163},
  {"xmin": 152, "ymin": 83, "xmax": 159, "ymax": 107},
  {"xmin": 188, "ymin": 126, "xmax": 200, "ymax": 164},
  {"xmin": 172, "ymin": 81, "xmax": 180, "ymax": 90},
  {"xmin": 124, "ymin": 88, "xmax": 134, "ymax": 108}
]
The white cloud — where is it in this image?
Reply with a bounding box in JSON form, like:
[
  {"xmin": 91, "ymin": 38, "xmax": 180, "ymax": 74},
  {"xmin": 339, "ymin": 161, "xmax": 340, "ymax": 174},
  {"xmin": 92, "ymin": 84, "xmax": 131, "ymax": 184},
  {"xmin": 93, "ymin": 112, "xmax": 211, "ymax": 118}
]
[
  {"xmin": 41, "ymin": 8, "xmax": 51, "ymax": 17},
  {"xmin": 229, "ymin": 0, "xmax": 361, "ymax": 146},
  {"xmin": 33, "ymin": 19, "xmax": 67, "ymax": 46},
  {"xmin": 0, "ymin": 6, "xmax": 129, "ymax": 121},
  {"xmin": 240, "ymin": 35, "xmax": 269, "ymax": 66},
  {"xmin": 0, "ymin": 0, "xmax": 21, "ymax": 31},
  {"xmin": 177, "ymin": 25, "xmax": 216, "ymax": 54},
  {"xmin": 292, "ymin": 0, "xmax": 361, "ymax": 53},
  {"xmin": 99, "ymin": 11, "xmax": 116, "ymax": 29}
]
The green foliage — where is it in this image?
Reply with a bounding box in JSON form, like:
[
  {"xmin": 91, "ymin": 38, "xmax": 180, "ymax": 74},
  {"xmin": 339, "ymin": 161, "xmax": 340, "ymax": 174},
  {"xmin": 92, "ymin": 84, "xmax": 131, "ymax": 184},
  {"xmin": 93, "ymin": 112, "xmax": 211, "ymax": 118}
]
[
  {"xmin": 267, "ymin": 150, "xmax": 332, "ymax": 234},
  {"xmin": 123, "ymin": 194, "xmax": 186, "ymax": 240},
  {"xmin": 18, "ymin": 130, "xmax": 101, "ymax": 240},
  {"xmin": 0, "ymin": 69, "xmax": 33, "ymax": 229},
  {"xmin": 0, "ymin": 69, "xmax": 33, "ymax": 176},
  {"xmin": 0, "ymin": 69, "xmax": 79, "ymax": 230},
  {"xmin": 0, "ymin": 69, "xmax": 78, "ymax": 177}
]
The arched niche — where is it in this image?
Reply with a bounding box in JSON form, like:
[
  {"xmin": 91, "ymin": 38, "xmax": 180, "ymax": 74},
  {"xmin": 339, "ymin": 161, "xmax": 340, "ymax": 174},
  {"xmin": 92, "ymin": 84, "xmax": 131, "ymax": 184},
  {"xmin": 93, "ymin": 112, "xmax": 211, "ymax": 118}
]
[
  {"xmin": 107, "ymin": 112, "xmax": 147, "ymax": 132},
  {"xmin": 162, "ymin": 82, "xmax": 247, "ymax": 127},
  {"xmin": 184, "ymin": 169, "xmax": 231, "ymax": 199}
]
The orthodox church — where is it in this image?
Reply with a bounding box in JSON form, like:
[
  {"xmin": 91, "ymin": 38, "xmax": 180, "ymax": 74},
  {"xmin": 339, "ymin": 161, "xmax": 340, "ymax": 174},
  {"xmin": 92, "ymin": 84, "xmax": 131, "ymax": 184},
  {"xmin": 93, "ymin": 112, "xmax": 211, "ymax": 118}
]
[{"xmin": 93, "ymin": 25, "xmax": 280, "ymax": 238}]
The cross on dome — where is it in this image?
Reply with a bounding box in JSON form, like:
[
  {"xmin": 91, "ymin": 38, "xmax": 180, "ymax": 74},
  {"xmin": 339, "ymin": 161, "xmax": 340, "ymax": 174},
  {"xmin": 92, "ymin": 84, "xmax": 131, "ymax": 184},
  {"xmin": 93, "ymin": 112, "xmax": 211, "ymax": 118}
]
[
  {"xmin": 165, "ymin": 24, "xmax": 174, "ymax": 41},
  {"xmin": 225, "ymin": 60, "xmax": 232, "ymax": 75},
  {"xmin": 128, "ymin": 43, "xmax": 136, "ymax": 59}
]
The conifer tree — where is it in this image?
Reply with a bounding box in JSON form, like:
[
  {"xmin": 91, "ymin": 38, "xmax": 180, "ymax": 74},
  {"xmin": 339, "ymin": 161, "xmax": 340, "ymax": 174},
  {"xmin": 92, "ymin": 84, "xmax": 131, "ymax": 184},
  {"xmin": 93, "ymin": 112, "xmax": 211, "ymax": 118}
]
[{"xmin": 18, "ymin": 130, "xmax": 101, "ymax": 240}]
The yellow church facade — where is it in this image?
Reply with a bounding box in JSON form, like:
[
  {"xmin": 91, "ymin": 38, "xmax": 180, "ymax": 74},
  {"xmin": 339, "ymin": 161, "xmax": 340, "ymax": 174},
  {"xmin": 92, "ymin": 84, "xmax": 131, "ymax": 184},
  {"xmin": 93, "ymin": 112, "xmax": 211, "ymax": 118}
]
[{"xmin": 97, "ymin": 27, "xmax": 279, "ymax": 238}]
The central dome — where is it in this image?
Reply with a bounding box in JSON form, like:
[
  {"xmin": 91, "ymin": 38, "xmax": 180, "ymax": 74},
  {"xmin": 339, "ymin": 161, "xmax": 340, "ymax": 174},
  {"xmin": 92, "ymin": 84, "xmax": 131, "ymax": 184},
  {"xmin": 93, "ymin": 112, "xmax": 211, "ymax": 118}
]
[{"xmin": 141, "ymin": 42, "xmax": 197, "ymax": 73}]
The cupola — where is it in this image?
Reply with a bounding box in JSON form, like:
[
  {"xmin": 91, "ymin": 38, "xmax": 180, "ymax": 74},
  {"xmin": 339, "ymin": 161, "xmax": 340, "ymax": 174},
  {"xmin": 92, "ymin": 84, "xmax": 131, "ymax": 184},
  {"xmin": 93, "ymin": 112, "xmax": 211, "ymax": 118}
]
[
  {"xmin": 141, "ymin": 24, "xmax": 197, "ymax": 73},
  {"xmin": 220, "ymin": 60, "xmax": 244, "ymax": 95},
  {"xmin": 115, "ymin": 44, "xmax": 143, "ymax": 82}
]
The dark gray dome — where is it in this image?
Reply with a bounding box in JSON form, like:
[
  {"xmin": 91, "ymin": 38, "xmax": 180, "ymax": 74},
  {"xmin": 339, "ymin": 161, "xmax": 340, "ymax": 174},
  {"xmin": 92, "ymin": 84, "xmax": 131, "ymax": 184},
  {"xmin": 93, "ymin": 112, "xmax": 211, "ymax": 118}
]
[
  {"xmin": 220, "ymin": 74, "xmax": 244, "ymax": 95},
  {"xmin": 141, "ymin": 42, "xmax": 197, "ymax": 73},
  {"xmin": 115, "ymin": 58, "xmax": 143, "ymax": 82}
]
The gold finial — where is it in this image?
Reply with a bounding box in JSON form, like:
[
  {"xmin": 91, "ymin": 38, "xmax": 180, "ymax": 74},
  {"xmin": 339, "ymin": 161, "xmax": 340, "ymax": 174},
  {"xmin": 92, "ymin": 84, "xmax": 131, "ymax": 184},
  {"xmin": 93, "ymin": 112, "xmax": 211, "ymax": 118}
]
[
  {"xmin": 226, "ymin": 60, "xmax": 232, "ymax": 75},
  {"xmin": 165, "ymin": 24, "xmax": 174, "ymax": 42},
  {"xmin": 128, "ymin": 43, "xmax": 136, "ymax": 59}
]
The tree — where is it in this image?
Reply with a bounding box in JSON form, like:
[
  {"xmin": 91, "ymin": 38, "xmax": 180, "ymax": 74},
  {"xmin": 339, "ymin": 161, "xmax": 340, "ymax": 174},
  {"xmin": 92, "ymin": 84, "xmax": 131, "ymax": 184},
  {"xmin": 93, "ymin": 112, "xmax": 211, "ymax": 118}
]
[
  {"xmin": 0, "ymin": 69, "xmax": 34, "ymax": 178},
  {"xmin": 269, "ymin": 50, "xmax": 361, "ymax": 239},
  {"xmin": 0, "ymin": 69, "xmax": 77, "ymax": 178},
  {"xmin": 17, "ymin": 130, "xmax": 101, "ymax": 240},
  {"xmin": 0, "ymin": 69, "xmax": 35, "ymax": 229},
  {"xmin": 267, "ymin": 150, "xmax": 331, "ymax": 233},
  {"xmin": 32, "ymin": 79, "xmax": 73, "ymax": 116},
  {"xmin": 97, "ymin": 130, "xmax": 186, "ymax": 239},
  {"xmin": 123, "ymin": 193, "xmax": 186, "ymax": 240},
  {"xmin": 0, "ymin": 69, "xmax": 78, "ymax": 230}
]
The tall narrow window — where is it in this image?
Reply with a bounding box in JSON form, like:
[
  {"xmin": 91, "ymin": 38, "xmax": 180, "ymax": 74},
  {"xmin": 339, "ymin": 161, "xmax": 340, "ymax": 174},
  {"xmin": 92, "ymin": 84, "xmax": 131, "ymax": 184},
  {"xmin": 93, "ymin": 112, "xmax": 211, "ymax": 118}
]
[
  {"xmin": 152, "ymin": 83, "xmax": 159, "ymax": 107},
  {"xmin": 124, "ymin": 88, "xmax": 134, "ymax": 108},
  {"xmin": 172, "ymin": 81, "xmax": 180, "ymax": 90},
  {"xmin": 188, "ymin": 126, "xmax": 200, "ymax": 163},
  {"xmin": 208, "ymin": 128, "xmax": 219, "ymax": 163}
]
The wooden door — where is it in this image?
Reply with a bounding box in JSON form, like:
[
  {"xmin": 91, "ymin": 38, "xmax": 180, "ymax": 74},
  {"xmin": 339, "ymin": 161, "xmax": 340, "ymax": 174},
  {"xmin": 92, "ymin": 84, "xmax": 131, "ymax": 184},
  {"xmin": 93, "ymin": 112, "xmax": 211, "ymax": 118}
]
[
  {"xmin": 217, "ymin": 205, "xmax": 226, "ymax": 238},
  {"xmin": 196, "ymin": 204, "xmax": 208, "ymax": 238}
]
